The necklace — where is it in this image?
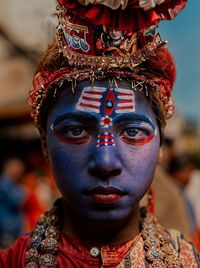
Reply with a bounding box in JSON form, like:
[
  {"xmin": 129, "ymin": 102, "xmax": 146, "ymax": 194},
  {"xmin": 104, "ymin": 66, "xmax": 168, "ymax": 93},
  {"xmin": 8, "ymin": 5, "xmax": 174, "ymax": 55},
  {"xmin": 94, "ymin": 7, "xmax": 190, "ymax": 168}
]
[{"xmin": 25, "ymin": 199, "xmax": 180, "ymax": 268}]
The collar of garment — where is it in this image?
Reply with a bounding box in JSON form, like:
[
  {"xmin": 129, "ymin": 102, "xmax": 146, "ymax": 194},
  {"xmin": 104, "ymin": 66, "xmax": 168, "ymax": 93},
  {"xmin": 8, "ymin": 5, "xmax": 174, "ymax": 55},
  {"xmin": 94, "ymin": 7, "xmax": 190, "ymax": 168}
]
[{"xmin": 58, "ymin": 232, "xmax": 143, "ymax": 266}]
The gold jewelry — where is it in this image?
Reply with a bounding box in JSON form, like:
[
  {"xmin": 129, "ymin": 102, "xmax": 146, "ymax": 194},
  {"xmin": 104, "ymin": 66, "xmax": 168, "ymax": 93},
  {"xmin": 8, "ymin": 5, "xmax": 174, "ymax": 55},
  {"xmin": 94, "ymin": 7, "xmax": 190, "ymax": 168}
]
[
  {"xmin": 140, "ymin": 207, "xmax": 180, "ymax": 267},
  {"xmin": 25, "ymin": 199, "xmax": 181, "ymax": 267},
  {"xmin": 25, "ymin": 201, "xmax": 62, "ymax": 268}
]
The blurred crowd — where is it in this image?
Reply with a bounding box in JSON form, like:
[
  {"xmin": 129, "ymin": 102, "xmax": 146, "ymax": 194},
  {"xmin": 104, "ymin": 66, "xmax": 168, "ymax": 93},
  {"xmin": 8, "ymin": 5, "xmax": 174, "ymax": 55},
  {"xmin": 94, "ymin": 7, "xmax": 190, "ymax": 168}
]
[
  {"xmin": 151, "ymin": 114, "xmax": 200, "ymax": 252},
  {"xmin": 0, "ymin": 0, "xmax": 58, "ymax": 248},
  {"xmin": 0, "ymin": 151, "xmax": 60, "ymax": 248}
]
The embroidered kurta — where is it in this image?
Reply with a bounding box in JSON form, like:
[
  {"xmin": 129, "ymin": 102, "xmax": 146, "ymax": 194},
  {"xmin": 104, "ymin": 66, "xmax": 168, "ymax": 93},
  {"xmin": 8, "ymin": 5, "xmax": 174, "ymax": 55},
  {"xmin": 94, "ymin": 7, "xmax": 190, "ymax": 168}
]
[{"xmin": 0, "ymin": 230, "xmax": 199, "ymax": 267}]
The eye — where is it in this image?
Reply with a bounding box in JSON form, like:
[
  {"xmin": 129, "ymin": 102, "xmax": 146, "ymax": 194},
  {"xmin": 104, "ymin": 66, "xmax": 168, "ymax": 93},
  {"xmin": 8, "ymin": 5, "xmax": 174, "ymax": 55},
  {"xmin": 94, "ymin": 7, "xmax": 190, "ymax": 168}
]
[
  {"xmin": 54, "ymin": 125, "xmax": 90, "ymax": 144},
  {"xmin": 66, "ymin": 127, "xmax": 88, "ymax": 138},
  {"xmin": 124, "ymin": 128, "xmax": 150, "ymax": 138},
  {"xmin": 120, "ymin": 127, "xmax": 154, "ymax": 146},
  {"xmin": 126, "ymin": 128, "xmax": 141, "ymax": 137}
]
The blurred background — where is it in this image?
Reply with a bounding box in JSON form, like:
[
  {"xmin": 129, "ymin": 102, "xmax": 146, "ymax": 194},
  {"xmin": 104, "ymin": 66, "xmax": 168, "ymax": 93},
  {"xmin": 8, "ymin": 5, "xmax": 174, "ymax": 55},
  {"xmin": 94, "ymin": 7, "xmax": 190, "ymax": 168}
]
[{"xmin": 0, "ymin": 0, "xmax": 199, "ymax": 251}]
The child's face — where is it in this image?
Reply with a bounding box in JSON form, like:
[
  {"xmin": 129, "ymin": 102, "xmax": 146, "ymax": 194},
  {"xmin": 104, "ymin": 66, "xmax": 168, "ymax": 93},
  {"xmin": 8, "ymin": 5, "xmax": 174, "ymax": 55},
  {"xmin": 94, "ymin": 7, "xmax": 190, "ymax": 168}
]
[{"xmin": 46, "ymin": 79, "xmax": 160, "ymax": 224}]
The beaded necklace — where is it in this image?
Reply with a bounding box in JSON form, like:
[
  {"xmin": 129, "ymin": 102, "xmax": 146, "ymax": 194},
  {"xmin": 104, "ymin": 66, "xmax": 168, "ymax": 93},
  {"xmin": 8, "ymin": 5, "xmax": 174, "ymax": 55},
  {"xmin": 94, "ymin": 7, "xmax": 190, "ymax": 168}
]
[{"xmin": 25, "ymin": 199, "xmax": 180, "ymax": 268}]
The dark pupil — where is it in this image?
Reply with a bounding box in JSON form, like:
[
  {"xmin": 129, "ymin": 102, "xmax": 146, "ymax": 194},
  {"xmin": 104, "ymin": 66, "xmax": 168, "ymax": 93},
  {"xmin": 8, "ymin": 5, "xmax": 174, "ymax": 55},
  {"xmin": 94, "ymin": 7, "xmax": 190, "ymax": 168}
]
[
  {"xmin": 127, "ymin": 129, "xmax": 138, "ymax": 137},
  {"xmin": 71, "ymin": 128, "xmax": 82, "ymax": 136}
]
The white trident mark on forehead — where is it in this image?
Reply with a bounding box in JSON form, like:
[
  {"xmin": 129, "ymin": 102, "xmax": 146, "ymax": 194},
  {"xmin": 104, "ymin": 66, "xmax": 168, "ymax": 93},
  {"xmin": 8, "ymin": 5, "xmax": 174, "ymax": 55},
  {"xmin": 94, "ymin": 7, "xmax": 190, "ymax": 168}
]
[
  {"xmin": 115, "ymin": 88, "xmax": 135, "ymax": 113},
  {"xmin": 76, "ymin": 86, "xmax": 135, "ymax": 114},
  {"xmin": 76, "ymin": 87, "xmax": 106, "ymax": 113}
]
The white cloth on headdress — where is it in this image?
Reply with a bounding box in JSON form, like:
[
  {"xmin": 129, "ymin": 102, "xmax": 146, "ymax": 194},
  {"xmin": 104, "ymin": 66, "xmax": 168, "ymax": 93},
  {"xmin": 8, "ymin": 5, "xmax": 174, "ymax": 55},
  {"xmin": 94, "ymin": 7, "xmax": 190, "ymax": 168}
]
[{"xmin": 139, "ymin": 0, "xmax": 165, "ymax": 11}]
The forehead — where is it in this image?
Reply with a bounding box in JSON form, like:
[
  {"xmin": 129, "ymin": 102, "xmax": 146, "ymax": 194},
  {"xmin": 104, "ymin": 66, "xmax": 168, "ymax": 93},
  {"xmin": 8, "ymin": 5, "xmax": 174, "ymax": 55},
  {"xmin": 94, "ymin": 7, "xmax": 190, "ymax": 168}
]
[{"xmin": 48, "ymin": 79, "xmax": 156, "ymax": 123}]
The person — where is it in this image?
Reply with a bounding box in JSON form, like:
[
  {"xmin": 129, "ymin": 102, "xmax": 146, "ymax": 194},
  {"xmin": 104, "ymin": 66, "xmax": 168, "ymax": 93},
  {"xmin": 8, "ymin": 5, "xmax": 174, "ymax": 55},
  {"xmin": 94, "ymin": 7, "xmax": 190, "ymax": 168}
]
[
  {"xmin": 185, "ymin": 167, "xmax": 200, "ymax": 252},
  {"xmin": 145, "ymin": 166, "xmax": 192, "ymax": 238},
  {"xmin": 1, "ymin": 0, "xmax": 200, "ymax": 267},
  {"xmin": 185, "ymin": 168, "xmax": 200, "ymax": 232},
  {"xmin": 0, "ymin": 157, "xmax": 26, "ymax": 247},
  {"xmin": 168, "ymin": 154, "xmax": 200, "ymax": 251}
]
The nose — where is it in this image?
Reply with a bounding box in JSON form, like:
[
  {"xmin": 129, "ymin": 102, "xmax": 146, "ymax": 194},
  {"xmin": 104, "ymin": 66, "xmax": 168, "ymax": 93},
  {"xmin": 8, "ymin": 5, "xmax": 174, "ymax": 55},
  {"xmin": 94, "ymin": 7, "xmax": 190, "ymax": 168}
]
[{"xmin": 88, "ymin": 145, "xmax": 123, "ymax": 179}]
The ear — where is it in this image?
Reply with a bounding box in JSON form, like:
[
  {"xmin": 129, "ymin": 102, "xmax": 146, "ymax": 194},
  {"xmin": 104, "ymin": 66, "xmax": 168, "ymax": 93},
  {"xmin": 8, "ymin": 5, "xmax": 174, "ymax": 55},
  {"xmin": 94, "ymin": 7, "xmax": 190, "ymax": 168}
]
[{"xmin": 157, "ymin": 148, "xmax": 163, "ymax": 164}]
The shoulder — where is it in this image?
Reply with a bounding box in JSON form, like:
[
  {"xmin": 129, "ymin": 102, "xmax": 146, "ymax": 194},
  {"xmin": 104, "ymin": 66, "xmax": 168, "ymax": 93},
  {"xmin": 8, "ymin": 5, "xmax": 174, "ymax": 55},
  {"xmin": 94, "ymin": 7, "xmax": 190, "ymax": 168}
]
[
  {"xmin": 168, "ymin": 229, "xmax": 200, "ymax": 267},
  {"xmin": 0, "ymin": 234, "xmax": 30, "ymax": 268}
]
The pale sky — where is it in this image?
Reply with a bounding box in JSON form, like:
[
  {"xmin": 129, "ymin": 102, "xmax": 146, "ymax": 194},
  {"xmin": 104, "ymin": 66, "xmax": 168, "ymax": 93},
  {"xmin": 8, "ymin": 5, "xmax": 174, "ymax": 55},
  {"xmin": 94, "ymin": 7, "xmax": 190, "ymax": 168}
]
[{"xmin": 160, "ymin": 0, "xmax": 200, "ymax": 126}]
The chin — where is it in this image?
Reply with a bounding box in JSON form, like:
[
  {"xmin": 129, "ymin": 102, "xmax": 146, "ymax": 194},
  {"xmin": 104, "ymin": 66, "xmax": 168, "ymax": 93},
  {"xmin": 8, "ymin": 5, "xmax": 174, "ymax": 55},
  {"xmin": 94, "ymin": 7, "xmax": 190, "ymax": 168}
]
[{"xmin": 81, "ymin": 206, "xmax": 136, "ymax": 225}]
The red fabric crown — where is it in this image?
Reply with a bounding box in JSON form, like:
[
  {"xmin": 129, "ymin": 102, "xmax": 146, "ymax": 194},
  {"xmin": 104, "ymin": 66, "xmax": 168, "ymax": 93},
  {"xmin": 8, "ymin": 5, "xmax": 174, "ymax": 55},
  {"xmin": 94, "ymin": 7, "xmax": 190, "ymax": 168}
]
[{"xmin": 29, "ymin": 0, "xmax": 186, "ymax": 127}]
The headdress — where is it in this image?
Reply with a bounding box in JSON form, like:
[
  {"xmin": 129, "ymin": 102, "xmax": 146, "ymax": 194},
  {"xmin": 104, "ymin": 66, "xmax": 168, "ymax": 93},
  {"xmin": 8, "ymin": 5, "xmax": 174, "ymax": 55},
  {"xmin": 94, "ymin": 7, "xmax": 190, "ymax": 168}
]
[{"xmin": 28, "ymin": 0, "xmax": 187, "ymax": 129}]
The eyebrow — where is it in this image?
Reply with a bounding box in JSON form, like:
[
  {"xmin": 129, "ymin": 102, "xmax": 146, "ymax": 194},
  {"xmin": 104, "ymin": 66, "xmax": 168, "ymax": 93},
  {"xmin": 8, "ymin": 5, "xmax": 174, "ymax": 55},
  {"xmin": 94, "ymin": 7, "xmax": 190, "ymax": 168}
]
[
  {"xmin": 113, "ymin": 114, "xmax": 155, "ymax": 129},
  {"xmin": 53, "ymin": 112, "xmax": 99, "ymax": 125}
]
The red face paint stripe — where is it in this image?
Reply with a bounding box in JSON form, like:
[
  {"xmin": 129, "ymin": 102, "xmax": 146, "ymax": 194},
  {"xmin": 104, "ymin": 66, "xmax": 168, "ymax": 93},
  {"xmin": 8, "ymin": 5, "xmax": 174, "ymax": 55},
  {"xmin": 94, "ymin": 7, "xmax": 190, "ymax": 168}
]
[
  {"xmin": 97, "ymin": 131, "xmax": 115, "ymax": 147},
  {"xmin": 138, "ymin": 135, "xmax": 155, "ymax": 145},
  {"xmin": 82, "ymin": 96, "xmax": 101, "ymax": 102},
  {"xmin": 56, "ymin": 136, "xmax": 89, "ymax": 144},
  {"xmin": 104, "ymin": 89, "xmax": 116, "ymax": 115},
  {"xmin": 99, "ymin": 135, "xmax": 113, "ymax": 139},
  {"xmin": 79, "ymin": 103, "xmax": 100, "ymax": 109},
  {"xmin": 117, "ymin": 106, "xmax": 134, "ymax": 110},
  {"xmin": 122, "ymin": 135, "xmax": 155, "ymax": 146}
]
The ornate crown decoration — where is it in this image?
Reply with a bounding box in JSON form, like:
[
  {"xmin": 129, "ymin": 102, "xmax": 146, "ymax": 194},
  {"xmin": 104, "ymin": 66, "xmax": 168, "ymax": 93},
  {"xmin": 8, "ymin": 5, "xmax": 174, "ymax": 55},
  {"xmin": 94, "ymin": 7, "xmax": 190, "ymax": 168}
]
[{"xmin": 29, "ymin": 0, "xmax": 187, "ymax": 128}]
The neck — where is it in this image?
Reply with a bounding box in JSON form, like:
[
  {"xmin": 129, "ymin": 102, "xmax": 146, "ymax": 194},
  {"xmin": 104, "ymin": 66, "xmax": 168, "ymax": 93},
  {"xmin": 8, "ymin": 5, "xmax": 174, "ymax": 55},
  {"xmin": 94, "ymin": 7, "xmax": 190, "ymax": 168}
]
[{"xmin": 61, "ymin": 199, "xmax": 140, "ymax": 246}]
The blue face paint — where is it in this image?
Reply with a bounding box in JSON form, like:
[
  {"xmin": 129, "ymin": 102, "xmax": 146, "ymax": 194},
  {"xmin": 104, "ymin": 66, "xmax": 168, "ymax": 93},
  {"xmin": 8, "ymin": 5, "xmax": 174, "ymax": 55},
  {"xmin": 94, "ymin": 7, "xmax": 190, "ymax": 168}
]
[
  {"xmin": 46, "ymin": 80, "xmax": 160, "ymax": 224},
  {"xmin": 76, "ymin": 85, "xmax": 136, "ymax": 147}
]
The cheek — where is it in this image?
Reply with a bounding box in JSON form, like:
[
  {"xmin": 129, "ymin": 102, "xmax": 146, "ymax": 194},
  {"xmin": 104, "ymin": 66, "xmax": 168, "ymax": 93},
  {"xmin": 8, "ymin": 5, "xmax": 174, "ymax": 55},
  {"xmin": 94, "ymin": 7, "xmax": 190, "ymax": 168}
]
[
  {"xmin": 120, "ymin": 138, "xmax": 160, "ymax": 191},
  {"xmin": 47, "ymin": 133, "xmax": 87, "ymax": 191}
]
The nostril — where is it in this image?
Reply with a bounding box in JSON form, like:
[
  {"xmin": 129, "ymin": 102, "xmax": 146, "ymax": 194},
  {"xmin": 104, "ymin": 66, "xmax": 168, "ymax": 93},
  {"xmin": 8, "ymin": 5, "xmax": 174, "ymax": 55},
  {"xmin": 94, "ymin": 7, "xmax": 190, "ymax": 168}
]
[{"xmin": 112, "ymin": 169, "xmax": 122, "ymax": 176}]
